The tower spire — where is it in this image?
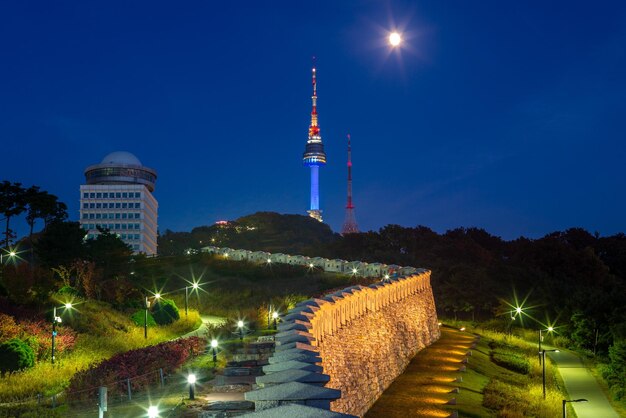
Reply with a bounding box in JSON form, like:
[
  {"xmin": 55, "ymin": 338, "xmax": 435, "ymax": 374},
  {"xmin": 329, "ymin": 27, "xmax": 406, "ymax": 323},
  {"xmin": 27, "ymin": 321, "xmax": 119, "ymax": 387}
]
[
  {"xmin": 342, "ymin": 134, "xmax": 359, "ymax": 235},
  {"xmin": 302, "ymin": 58, "xmax": 327, "ymax": 223}
]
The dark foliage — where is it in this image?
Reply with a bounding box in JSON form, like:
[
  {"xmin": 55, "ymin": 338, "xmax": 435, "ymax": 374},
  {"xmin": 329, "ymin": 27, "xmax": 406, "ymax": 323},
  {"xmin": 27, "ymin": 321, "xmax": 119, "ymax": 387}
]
[
  {"xmin": 0, "ymin": 338, "xmax": 35, "ymax": 373},
  {"xmin": 151, "ymin": 298, "xmax": 180, "ymax": 325}
]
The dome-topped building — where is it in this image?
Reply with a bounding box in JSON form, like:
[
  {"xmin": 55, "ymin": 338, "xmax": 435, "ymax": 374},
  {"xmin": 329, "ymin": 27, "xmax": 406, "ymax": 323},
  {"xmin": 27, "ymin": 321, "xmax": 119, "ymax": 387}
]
[
  {"xmin": 84, "ymin": 151, "xmax": 157, "ymax": 192},
  {"xmin": 79, "ymin": 151, "xmax": 158, "ymax": 255}
]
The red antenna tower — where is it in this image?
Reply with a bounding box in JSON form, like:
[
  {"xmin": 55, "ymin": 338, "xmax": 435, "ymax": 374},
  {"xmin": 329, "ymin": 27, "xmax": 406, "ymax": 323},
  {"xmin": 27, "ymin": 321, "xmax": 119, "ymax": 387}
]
[{"xmin": 342, "ymin": 134, "xmax": 359, "ymax": 235}]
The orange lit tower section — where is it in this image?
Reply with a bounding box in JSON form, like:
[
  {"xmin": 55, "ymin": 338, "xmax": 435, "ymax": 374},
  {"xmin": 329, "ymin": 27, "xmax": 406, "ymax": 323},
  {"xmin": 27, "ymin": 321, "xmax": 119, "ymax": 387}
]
[
  {"xmin": 341, "ymin": 134, "xmax": 359, "ymax": 234},
  {"xmin": 302, "ymin": 61, "xmax": 327, "ymax": 222}
]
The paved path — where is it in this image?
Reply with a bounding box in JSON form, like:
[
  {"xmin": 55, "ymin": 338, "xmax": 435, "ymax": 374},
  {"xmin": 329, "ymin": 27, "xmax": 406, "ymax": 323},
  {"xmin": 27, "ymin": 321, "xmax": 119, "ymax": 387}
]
[
  {"xmin": 179, "ymin": 314, "xmax": 226, "ymax": 339},
  {"xmin": 547, "ymin": 350, "xmax": 619, "ymax": 418}
]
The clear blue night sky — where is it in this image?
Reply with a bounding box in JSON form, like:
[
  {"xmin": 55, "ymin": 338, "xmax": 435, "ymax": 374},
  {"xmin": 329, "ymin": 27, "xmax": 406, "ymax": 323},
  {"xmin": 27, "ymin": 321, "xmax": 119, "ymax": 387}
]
[{"xmin": 2, "ymin": 1, "xmax": 625, "ymax": 240}]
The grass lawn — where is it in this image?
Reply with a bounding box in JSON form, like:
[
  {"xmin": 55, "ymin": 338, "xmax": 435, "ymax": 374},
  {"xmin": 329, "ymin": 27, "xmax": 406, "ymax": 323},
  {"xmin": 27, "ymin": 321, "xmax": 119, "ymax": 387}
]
[{"xmin": 366, "ymin": 325, "xmax": 566, "ymax": 418}]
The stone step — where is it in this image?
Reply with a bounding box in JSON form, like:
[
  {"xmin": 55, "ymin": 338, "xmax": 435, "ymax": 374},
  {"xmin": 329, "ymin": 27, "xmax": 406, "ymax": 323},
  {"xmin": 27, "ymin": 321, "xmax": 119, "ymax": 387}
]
[
  {"xmin": 245, "ymin": 381, "xmax": 341, "ymax": 411},
  {"xmin": 238, "ymin": 404, "xmax": 357, "ymax": 417},
  {"xmin": 262, "ymin": 360, "xmax": 323, "ymax": 374},
  {"xmin": 256, "ymin": 369, "xmax": 330, "ymax": 387}
]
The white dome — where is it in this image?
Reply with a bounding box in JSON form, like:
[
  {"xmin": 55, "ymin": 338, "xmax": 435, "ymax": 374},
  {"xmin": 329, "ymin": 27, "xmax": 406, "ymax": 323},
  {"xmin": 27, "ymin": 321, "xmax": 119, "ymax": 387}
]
[{"xmin": 100, "ymin": 151, "xmax": 142, "ymax": 166}]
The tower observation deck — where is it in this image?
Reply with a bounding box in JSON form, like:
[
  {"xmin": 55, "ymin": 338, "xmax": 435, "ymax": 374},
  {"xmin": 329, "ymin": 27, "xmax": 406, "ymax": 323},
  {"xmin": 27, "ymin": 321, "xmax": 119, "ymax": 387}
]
[{"xmin": 302, "ymin": 62, "xmax": 327, "ymax": 222}]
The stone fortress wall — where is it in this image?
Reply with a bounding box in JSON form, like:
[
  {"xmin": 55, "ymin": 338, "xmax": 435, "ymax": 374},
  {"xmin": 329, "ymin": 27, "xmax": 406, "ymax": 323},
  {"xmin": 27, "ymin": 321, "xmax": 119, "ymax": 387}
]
[{"xmin": 221, "ymin": 245, "xmax": 441, "ymax": 418}]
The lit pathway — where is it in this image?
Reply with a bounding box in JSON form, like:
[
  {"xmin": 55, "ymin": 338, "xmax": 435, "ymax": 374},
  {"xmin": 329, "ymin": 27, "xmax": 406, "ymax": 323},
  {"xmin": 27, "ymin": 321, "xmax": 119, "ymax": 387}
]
[
  {"xmin": 179, "ymin": 314, "xmax": 226, "ymax": 339},
  {"xmin": 547, "ymin": 350, "xmax": 619, "ymax": 418}
]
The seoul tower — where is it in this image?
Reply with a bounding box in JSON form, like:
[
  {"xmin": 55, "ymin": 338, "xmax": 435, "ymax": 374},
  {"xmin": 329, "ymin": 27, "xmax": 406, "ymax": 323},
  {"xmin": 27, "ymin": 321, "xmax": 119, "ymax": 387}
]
[
  {"xmin": 341, "ymin": 134, "xmax": 359, "ymax": 234},
  {"xmin": 302, "ymin": 60, "xmax": 327, "ymax": 222}
]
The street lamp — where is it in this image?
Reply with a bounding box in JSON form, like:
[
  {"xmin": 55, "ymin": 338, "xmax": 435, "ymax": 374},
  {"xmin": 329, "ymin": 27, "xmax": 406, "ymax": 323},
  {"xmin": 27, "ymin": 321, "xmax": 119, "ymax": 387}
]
[
  {"xmin": 184, "ymin": 282, "xmax": 200, "ymax": 317},
  {"xmin": 538, "ymin": 326, "xmax": 555, "ymax": 365},
  {"xmin": 237, "ymin": 320, "xmax": 244, "ymax": 342},
  {"xmin": 562, "ymin": 399, "xmax": 588, "ymax": 418},
  {"xmin": 187, "ymin": 373, "xmax": 196, "ymax": 400},
  {"xmin": 272, "ymin": 311, "xmax": 279, "ymax": 330},
  {"xmin": 211, "ymin": 339, "xmax": 218, "ymax": 367},
  {"xmin": 147, "ymin": 405, "xmax": 159, "ymax": 418},
  {"xmin": 540, "ymin": 349, "xmax": 559, "ymax": 399},
  {"xmin": 51, "ymin": 303, "xmax": 72, "ymax": 364},
  {"xmin": 144, "ymin": 293, "xmax": 161, "ymax": 339}
]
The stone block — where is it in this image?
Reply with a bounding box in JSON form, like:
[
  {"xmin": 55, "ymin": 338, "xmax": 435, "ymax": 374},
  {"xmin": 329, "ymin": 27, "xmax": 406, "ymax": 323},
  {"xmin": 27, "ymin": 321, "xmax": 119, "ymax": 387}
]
[
  {"xmin": 268, "ymin": 352, "xmax": 321, "ymax": 364},
  {"xmin": 245, "ymin": 381, "xmax": 341, "ymax": 402},
  {"xmin": 223, "ymin": 367, "xmax": 251, "ymax": 376},
  {"xmin": 237, "ymin": 404, "xmax": 357, "ymax": 417},
  {"xmin": 275, "ymin": 341, "xmax": 317, "ymax": 353},
  {"xmin": 276, "ymin": 330, "xmax": 316, "ymax": 345},
  {"xmin": 277, "ymin": 321, "xmax": 311, "ymax": 332},
  {"xmin": 256, "ymin": 369, "xmax": 330, "ymax": 386},
  {"xmin": 262, "ymin": 360, "xmax": 323, "ymax": 374}
]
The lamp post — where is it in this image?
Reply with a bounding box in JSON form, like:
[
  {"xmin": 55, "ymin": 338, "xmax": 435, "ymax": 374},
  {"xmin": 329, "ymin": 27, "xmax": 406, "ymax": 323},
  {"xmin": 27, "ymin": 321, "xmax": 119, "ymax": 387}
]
[
  {"xmin": 147, "ymin": 405, "xmax": 159, "ymax": 418},
  {"xmin": 538, "ymin": 326, "xmax": 554, "ymax": 365},
  {"xmin": 184, "ymin": 282, "xmax": 200, "ymax": 317},
  {"xmin": 211, "ymin": 339, "xmax": 218, "ymax": 367},
  {"xmin": 272, "ymin": 311, "xmax": 279, "ymax": 330},
  {"xmin": 144, "ymin": 293, "xmax": 160, "ymax": 339},
  {"xmin": 540, "ymin": 349, "xmax": 559, "ymax": 399},
  {"xmin": 0, "ymin": 250, "xmax": 17, "ymax": 282},
  {"xmin": 187, "ymin": 373, "xmax": 196, "ymax": 400},
  {"xmin": 237, "ymin": 320, "xmax": 244, "ymax": 342},
  {"xmin": 562, "ymin": 399, "xmax": 588, "ymax": 418},
  {"xmin": 51, "ymin": 303, "xmax": 72, "ymax": 364}
]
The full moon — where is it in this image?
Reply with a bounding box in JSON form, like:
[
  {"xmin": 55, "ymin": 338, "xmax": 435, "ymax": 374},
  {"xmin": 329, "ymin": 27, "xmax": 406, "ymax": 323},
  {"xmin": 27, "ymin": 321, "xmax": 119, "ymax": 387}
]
[{"xmin": 389, "ymin": 32, "xmax": 402, "ymax": 47}]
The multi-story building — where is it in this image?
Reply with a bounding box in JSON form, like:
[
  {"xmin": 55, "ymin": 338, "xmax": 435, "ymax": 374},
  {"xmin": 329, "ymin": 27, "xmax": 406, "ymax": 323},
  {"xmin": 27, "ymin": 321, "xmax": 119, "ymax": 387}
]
[{"xmin": 79, "ymin": 151, "xmax": 158, "ymax": 255}]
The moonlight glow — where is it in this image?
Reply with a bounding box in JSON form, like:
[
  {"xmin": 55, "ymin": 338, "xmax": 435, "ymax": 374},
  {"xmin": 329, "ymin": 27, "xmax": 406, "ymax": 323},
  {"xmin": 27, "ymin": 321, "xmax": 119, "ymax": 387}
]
[{"xmin": 389, "ymin": 32, "xmax": 402, "ymax": 47}]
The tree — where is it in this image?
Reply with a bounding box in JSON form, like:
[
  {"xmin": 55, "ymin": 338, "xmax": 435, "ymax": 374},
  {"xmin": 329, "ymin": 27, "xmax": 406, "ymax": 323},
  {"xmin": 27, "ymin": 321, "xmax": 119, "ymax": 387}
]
[
  {"xmin": 34, "ymin": 221, "xmax": 86, "ymax": 268},
  {"xmin": 85, "ymin": 229, "xmax": 132, "ymax": 280},
  {"xmin": 0, "ymin": 181, "xmax": 27, "ymax": 248}
]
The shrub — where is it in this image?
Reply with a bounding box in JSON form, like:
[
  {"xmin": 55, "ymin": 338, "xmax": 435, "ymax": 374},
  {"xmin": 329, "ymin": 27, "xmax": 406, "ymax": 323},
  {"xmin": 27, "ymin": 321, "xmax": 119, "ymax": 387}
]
[
  {"xmin": 0, "ymin": 314, "xmax": 21, "ymax": 342},
  {"xmin": 130, "ymin": 310, "xmax": 156, "ymax": 327},
  {"xmin": 151, "ymin": 299, "xmax": 180, "ymax": 325},
  {"xmin": 0, "ymin": 338, "xmax": 35, "ymax": 373},
  {"xmin": 492, "ymin": 351, "xmax": 530, "ymax": 374},
  {"xmin": 67, "ymin": 337, "xmax": 204, "ymax": 399}
]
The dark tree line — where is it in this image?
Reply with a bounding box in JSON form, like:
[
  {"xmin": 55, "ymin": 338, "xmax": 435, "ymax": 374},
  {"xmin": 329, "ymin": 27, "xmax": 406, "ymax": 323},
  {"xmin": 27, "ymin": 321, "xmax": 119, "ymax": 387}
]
[{"xmin": 0, "ymin": 181, "xmax": 67, "ymax": 249}]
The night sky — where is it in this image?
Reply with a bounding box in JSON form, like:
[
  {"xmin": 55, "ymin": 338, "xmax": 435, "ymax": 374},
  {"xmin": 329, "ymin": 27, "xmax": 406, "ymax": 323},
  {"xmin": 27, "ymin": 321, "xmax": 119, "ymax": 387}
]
[{"xmin": 2, "ymin": 1, "xmax": 625, "ymax": 240}]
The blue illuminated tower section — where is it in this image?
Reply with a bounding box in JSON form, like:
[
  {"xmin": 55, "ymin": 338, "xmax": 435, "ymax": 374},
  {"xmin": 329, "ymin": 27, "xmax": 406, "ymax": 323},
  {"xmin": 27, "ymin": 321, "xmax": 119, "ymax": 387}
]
[{"xmin": 302, "ymin": 63, "xmax": 327, "ymax": 222}]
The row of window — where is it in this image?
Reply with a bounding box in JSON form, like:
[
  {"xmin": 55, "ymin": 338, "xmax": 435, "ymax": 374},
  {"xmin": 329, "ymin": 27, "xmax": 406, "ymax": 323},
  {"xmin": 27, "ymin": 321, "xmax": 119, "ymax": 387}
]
[
  {"xmin": 83, "ymin": 202, "xmax": 141, "ymax": 209},
  {"xmin": 83, "ymin": 192, "xmax": 142, "ymax": 199},
  {"xmin": 83, "ymin": 223, "xmax": 142, "ymax": 230},
  {"xmin": 82, "ymin": 213, "xmax": 141, "ymax": 220},
  {"xmin": 86, "ymin": 233, "xmax": 141, "ymax": 241}
]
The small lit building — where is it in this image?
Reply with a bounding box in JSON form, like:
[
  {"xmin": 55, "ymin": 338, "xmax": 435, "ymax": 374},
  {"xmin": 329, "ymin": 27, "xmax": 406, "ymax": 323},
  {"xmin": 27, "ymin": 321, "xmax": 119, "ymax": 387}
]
[
  {"xmin": 79, "ymin": 151, "xmax": 158, "ymax": 255},
  {"xmin": 201, "ymin": 246, "xmax": 220, "ymax": 254},
  {"xmin": 250, "ymin": 251, "xmax": 271, "ymax": 263},
  {"xmin": 270, "ymin": 253, "xmax": 290, "ymax": 264},
  {"xmin": 344, "ymin": 261, "xmax": 367, "ymax": 275},
  {"xmin": 364, "ymin": 262, "xmax": 387, "ymax": 278}
]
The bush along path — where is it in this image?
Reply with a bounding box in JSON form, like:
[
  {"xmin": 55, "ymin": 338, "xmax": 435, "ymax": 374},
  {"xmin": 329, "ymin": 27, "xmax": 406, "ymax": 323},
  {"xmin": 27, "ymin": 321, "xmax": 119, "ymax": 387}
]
[{"xmin": 547, "ymin": 349, "xmax": 620, "ymax": 418}]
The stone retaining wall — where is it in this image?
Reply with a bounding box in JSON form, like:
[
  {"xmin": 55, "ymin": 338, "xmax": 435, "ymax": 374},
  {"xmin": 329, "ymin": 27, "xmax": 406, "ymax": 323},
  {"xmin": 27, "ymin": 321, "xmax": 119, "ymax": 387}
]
[{"xmin": 243, "ymin": 271, "xmax": 440, "ymax": 418}]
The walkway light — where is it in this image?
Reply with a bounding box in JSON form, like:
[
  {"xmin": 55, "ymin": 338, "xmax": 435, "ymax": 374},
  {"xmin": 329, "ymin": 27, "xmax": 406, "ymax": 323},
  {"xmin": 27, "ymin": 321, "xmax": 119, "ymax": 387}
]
[
  {"xmin": 187, "ymin": 373, "xmax": 196, "ymax": 400},
  {"xmin": 272, "ymin": 311, "xmax": 279, "ymax": 330},
  {"xmin": 237, "ymin": 320, "xmax": 244, "ymax": 342},
  {"xmin": 538, "ymin": 326, "xmax": 556, "ymax": 365},
  {"xmin": 147, "ymin": 405, "xmax": 159, "ymax": 418},
  {"xmin": 211, "ymin": 339, "xmax": 218, "ymax": 366},
  {"xmin": 51, "ymin": 303, "xmax": 72, "ymax": 364},
  {"xmin": 562, "ymin": 399, "xmax": 588, "ymax": 418},
  {"xmin": 309, "ymin": 263, "xmax": 314, "ymax": 268},
  {"xmin": 541, "ymin": 349, "xmax": 559, "ymax": 399}
]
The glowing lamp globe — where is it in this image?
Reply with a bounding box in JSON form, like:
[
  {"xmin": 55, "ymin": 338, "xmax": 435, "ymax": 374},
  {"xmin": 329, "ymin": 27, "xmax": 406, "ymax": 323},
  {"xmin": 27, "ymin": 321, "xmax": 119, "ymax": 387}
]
[
  {"xmin": 211, "ymin": 339, "xmax": 218, "ymax": 348},
  {"xmin": 237, "ymin": 320, "xmax": 244, "ymax": 328},
  {"xmin": 272, "ymin": 312, "xmax": 279, "ymax": 319},
  {"xmin": 389, "ymin": 32, "xmax": 402, "ymax": 47}
]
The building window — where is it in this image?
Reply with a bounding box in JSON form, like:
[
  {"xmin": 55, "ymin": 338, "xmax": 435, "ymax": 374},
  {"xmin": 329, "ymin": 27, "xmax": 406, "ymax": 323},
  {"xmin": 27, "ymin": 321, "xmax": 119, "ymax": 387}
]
[
  {"xmin": 103, "ymin": 193, "xmax": 108, "ymax": 198},
  {"xmin": 116, "ymin": 193, "xmax": 121, "ymax": 198},
  {"xmin": 135, "ymin": 192, "xmax": 141, "ymax": 198},
  {"xmin": 89, "ymin": 203, "xmax": 95, "ymax": 208},
  {"xmin": 90, "ymin": 193, "xmax": 95, "ymax": 198},
  {"xmin": 83, "ymin": 225, "xmax": 89, "ymax": 230},
  {"xmin": 82, "ymin": 214, "xmax": 88, "ymax": 219},
  {"xmin": 96, "ymin": 203, "xmax": 101, "ymax": 208},
  {"xmin": 122, "ymin": 193, "xmax": 128, "ymax": 198},
  {"xmin": 135, "ymin": 203, "xmax": 140, "ymax": 208},
  {"xmin": 89, "ymin": 214, "xmax": 95, "ymax": 219},
  {"xmin": 83, "ymin": 203, "xmax": 88, "ymax": 209},
  {"xmin": 122, "ymin": 224, "xmax": 127, "ymax": 230},
  {"xmin": 122, "ymin": 213, "xmax": 127, "ymax": 219},
  {"xmin": 134, "ymin": 223, "xmax": 140, "ymax": 229},
  {"xmin": 122, "ymin": 203, "xmax": 127, "ymax": 209},
  {"xmin": 96, "ymin": 193, "xmax": 102, "ymax": 198},
  {"xmin": 115, "ymin": 224, "xmax": 120, "ymax": 229},
  {"xmin": 115, "ymin": 203, "xmax": 121, "ymax": 208},
  {"xmin": 134, "ymin": 213, "xmax": 140, "ymax": 219},
  {"xmin": 83, "ymin": 193, "xmax": 88, "ymax": 198},
  {"xmin": 134, "ymin": 234, "xmax": 140, "ymax": 240}
]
